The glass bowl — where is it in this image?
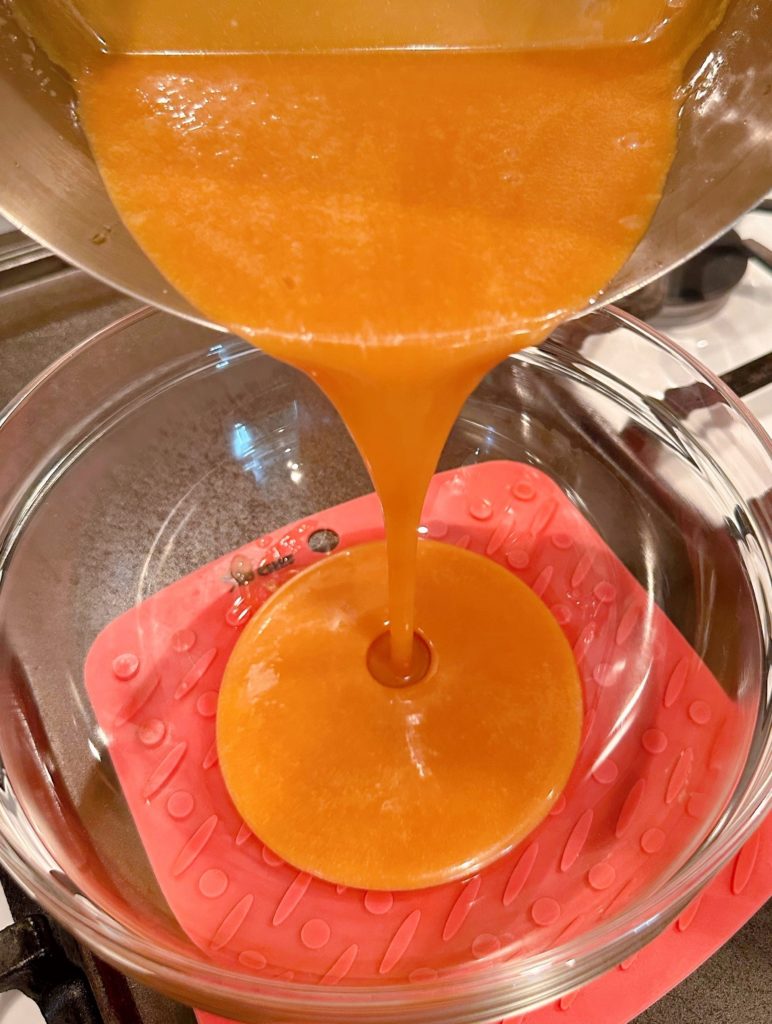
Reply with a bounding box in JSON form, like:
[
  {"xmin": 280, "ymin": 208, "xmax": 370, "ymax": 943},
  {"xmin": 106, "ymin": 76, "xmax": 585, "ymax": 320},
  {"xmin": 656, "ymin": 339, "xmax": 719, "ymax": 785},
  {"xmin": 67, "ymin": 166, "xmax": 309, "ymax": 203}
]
[{"xmin": 0, "ymin": 306, "xmax": 769, "ymax": 1023}]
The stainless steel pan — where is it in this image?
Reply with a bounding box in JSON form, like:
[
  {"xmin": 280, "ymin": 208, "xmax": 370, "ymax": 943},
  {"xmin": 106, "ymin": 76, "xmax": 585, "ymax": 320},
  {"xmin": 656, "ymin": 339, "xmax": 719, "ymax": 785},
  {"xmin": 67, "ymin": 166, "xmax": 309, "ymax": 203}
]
[{"xmin": 0, "ymin": 0, "xmax": 770, "ymax": 329}]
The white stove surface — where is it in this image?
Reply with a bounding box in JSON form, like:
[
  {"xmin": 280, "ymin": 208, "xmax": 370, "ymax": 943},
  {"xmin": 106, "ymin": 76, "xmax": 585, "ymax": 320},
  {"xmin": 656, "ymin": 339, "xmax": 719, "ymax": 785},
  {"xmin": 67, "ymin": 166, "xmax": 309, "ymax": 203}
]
[
  {"xmin": 663, "ymin": 206, "xmax": 772, "ymax": 432},
  {"xmin": 0, "ymin": 205, "xmax": 770, "ymax": 1024}
]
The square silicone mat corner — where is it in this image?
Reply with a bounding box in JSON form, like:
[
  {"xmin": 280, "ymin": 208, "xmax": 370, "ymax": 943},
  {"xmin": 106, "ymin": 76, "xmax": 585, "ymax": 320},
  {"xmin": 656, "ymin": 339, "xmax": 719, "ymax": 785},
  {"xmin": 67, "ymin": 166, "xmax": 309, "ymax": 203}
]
[{"xmin": 85, "ymin": 461, "xmax": 761, "ymax": 997}]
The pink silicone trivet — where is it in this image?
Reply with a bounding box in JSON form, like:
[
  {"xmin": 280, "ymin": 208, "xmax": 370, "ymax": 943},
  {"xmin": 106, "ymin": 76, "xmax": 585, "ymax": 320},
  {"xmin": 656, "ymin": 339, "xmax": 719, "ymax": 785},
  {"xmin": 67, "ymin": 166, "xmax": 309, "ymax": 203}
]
[{"xmin": 85, "ymin": 461, "xmax": 756, "ymax": 992}]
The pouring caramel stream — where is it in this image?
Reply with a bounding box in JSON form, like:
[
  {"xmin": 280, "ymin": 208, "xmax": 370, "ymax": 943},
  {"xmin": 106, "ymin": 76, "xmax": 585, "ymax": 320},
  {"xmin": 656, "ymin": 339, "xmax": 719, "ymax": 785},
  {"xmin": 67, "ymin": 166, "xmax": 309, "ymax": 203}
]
[
  {"xmin": 77, "ymin": 45, "xmax": 684, "ymax": 669},
  {"xmin": 67, "ymin": 4, "xmax": 723, "ymax": 885}
]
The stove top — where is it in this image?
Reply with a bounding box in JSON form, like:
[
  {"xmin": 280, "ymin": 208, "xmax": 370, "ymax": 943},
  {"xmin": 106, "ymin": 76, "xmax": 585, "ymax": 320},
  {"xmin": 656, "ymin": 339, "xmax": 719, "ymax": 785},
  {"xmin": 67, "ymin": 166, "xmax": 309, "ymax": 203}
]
[{"xmin": 0, "ymin": 205, "xmax": 770, "ymax": 1024}]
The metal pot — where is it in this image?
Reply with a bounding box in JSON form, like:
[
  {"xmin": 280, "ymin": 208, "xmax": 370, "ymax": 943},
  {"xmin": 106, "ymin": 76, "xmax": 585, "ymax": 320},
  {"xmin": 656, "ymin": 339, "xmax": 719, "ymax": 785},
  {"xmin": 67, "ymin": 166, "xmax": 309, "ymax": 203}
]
[{"xmin": 0, "ymin": 0, "xmax": 770, "ymax": 327}]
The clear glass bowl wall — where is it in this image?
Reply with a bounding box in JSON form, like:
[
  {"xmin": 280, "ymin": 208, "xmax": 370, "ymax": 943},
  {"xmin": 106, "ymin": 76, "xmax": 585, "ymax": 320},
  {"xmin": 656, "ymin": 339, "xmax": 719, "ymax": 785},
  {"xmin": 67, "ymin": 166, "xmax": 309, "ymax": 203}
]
[{"xmin": 0, "ymin": 307, "xmax": 769, "ymax": 1023}]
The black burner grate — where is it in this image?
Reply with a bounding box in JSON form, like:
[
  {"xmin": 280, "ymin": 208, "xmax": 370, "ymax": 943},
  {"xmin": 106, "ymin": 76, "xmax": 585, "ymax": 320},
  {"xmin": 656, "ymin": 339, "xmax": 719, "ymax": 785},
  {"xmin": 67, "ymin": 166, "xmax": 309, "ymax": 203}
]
[{"xmin": 0, "ymin": 870, "xmax": 193, "ymax": 1024}]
